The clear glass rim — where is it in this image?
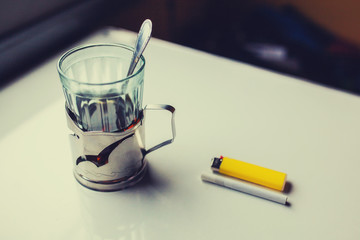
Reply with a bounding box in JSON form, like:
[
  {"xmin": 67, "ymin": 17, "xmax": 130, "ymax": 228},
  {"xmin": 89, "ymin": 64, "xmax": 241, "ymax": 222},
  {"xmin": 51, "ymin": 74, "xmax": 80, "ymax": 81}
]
[{"xmin": 57, "ymin": 43, "xmax": 146, "ymax": 86}]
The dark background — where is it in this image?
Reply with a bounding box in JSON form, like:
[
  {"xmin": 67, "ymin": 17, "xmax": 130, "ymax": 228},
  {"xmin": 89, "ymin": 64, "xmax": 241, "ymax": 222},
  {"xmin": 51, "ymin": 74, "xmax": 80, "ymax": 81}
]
[{"xmin": 1, "ymin": 0, "xmax": 360, "ymax": 95}]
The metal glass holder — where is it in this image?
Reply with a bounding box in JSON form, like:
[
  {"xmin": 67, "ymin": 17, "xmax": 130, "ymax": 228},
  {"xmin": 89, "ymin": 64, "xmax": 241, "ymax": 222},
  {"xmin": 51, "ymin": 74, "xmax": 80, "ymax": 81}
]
[{"xmin": 66, "ymin": 104, "xmax": 176, "ymax": 191}]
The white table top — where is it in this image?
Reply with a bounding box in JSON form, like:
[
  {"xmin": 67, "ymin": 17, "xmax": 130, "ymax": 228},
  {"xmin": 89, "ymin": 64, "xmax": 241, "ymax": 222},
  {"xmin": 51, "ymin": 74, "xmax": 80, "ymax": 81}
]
[{"xmin": 1, "ymin": 28, "xmax": 360, "ymax": 239}]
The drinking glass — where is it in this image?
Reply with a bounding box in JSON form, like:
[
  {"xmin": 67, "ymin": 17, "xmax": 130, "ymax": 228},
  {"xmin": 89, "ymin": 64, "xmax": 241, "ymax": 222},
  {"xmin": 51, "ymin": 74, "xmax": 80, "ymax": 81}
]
[{"xmin": 58, "ymin": 43, "xmax": 144, "ymax": 132}]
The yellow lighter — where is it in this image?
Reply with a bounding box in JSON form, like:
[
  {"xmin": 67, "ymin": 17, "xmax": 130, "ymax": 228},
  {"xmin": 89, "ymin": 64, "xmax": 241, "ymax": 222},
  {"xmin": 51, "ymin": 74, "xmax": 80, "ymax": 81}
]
[{"xmin": 211, "ymin": 156, "xmax": 287, "ymax": 191}]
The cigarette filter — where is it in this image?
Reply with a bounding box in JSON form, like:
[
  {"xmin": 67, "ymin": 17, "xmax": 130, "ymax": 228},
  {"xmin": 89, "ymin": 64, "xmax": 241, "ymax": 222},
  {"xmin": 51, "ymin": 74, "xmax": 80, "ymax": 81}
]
[{"xmin": 211, "ymin": 156, "xmax": 287, "ymax": 191}]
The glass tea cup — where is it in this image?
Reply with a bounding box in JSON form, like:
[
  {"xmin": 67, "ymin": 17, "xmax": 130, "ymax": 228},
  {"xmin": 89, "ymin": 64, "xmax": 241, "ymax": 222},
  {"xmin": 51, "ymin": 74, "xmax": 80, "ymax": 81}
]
[{"xmin": 57, "ymin": 43, "xmax": 175, "ymax": 191}]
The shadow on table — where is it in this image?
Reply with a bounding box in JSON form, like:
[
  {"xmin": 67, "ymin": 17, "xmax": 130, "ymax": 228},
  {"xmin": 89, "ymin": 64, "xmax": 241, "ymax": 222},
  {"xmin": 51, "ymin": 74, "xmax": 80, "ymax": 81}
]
[
  {"xmin": 134, "ymin": 162, "xmax": 172, "ymax": 191},
  {"xmin": 283, "ymin": 181, "xmax": 293, "ymax": 194}
]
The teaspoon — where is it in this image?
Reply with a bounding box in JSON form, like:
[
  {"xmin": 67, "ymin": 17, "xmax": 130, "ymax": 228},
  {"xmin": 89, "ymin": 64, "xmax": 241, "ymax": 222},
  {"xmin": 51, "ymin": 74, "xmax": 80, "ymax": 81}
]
[{"xmin": 127, "ymin": 19, "xmax": 152, "ymax": 76}]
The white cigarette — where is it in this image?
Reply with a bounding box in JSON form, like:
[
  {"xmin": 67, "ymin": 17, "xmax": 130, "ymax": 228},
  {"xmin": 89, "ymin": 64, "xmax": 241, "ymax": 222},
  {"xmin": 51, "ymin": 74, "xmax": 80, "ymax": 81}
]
[{"xmin": 201, "ymin": 172, "xmax": 288, "ymax": 205}]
